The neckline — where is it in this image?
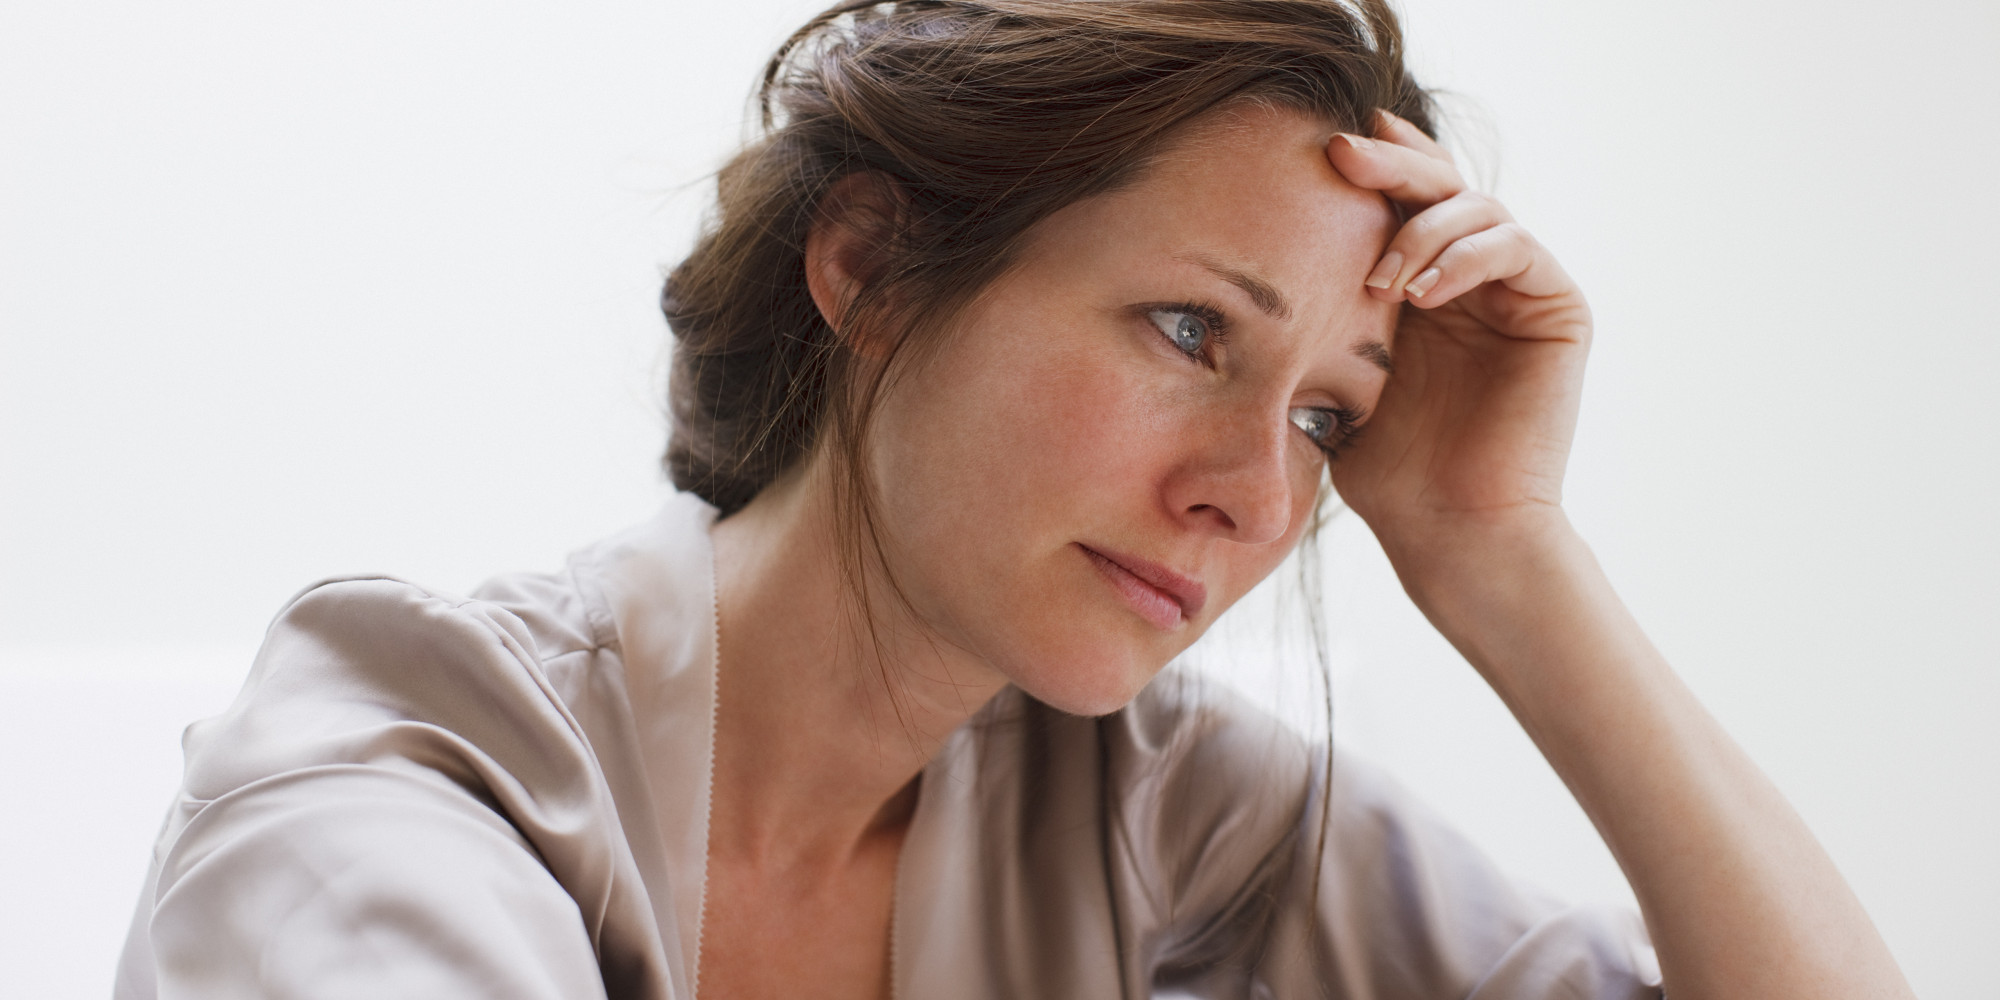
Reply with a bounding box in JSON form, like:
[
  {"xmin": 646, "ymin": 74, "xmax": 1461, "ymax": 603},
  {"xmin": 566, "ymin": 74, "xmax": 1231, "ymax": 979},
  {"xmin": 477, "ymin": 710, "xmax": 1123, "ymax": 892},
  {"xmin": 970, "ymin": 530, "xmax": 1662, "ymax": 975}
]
[{"xmin": 686, "ymin": 500, "xmax": 940, "ymax": 1000}]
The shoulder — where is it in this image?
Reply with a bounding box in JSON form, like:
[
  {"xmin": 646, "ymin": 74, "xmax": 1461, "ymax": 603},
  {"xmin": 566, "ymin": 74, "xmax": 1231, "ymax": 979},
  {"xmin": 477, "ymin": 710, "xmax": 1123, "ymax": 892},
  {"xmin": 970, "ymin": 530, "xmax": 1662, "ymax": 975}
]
[
  {"xmin": 183, "ymin": 492, "xmax": 723, "ymax": 806},
  {"xmin": 125, "ymin": 502, "xmax": 728, "ymax": 999},
  {"xmin": 139, "ymin": 575, "xmax": 664, "ymax": 998},
  {"xmin": 180, "ymin": 573, "xmax": 614, "ymax": 804}
]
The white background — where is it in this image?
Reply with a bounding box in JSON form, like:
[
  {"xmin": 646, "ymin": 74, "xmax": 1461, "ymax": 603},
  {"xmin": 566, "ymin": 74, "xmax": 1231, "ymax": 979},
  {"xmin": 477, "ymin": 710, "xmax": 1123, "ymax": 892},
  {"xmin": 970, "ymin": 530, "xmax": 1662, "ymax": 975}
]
[{"xmin": 3, "ymin": 1, "xmax": 1994, "ymax": 996}]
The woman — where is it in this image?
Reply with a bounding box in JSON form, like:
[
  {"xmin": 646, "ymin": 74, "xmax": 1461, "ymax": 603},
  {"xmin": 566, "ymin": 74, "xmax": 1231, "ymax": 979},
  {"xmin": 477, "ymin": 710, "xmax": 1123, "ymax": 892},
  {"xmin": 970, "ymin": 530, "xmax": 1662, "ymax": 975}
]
[{"xmin": 115, "ymin": 1, "xmax": 1914, "ymax": 997}]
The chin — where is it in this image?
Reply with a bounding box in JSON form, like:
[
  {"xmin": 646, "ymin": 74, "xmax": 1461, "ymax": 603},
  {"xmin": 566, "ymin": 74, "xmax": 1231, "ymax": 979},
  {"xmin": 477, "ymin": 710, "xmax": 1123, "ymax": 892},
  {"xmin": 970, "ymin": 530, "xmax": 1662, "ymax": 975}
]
[{"xmin": 1006, "ymin": 643, "xmax": 1167, "ymax": 718}]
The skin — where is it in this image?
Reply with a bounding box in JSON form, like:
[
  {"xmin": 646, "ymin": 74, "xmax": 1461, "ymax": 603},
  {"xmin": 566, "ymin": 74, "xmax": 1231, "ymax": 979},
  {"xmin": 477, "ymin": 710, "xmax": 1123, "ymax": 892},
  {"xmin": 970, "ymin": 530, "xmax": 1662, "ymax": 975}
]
[{"xmin": 697, "ymin": 103, "xmax": 1916, "ymax": 1000}]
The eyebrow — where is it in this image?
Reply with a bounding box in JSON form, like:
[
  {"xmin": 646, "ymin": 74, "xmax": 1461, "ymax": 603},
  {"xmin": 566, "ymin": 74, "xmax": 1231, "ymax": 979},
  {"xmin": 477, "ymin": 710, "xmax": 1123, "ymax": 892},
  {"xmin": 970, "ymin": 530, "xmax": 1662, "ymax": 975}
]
[
  {"xmin": 1354, "ymin": 339, "xmax": 1394, "ymax": 375},
  {"xmin": 1172, "ymin": 249, "xmax": 1395, "ymax": 375},
  {"xmin": 1172, "ymin": 249, "xmax": 1292, "ymax": 321}
]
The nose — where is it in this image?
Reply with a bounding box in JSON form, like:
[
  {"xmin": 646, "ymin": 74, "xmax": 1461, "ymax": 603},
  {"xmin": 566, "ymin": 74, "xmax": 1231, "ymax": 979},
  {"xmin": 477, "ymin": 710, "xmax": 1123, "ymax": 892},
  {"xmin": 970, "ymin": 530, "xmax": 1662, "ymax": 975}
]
[{"xmin": 1162, "ymin": 400, "xmax": 1299, "ymax": 546}]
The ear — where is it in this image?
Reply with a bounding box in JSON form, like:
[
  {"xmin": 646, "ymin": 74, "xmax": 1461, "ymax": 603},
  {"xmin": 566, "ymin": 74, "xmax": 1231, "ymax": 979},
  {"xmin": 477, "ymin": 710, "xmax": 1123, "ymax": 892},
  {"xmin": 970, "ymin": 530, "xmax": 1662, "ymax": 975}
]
[{"xmin": 804, "ymin": 172, "xmax": 905, "ymax": 355}]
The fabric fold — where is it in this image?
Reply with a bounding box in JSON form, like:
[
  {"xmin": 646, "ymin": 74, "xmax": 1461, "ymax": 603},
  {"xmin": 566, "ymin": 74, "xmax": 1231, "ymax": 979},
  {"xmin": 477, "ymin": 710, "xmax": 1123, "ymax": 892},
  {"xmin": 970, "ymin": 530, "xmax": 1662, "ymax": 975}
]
[{"xmin": 118, "ymin": 492, "xmax": 1661, "ymax": 1000}]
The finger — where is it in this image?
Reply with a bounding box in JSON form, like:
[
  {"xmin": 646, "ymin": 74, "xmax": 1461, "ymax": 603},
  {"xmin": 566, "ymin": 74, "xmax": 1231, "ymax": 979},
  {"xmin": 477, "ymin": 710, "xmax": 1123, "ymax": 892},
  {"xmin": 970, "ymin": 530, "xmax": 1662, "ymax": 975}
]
[
  {"xmin": 1398, "ymin": 222, "xmax": 1576, "ymax": 313},
  {"xmin": 1372, "ymin": 109, "xmax": 1453, "ymax": 166},
  {"xmin": 1327, "ymin": 131, "xmax": 1466, "ymax": 209},
  {"xmin": 1363, "ymin": 191, "xmax": 1513, "ymax": 300}
]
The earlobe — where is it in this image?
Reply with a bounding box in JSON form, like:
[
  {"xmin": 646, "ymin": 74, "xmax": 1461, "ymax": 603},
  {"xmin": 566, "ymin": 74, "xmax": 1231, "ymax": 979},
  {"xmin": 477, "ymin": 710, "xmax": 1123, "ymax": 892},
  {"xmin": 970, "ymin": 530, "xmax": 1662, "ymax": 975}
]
[{"xmin": 803, "ymin": 171, "xmax": 905, "ymax": 358}]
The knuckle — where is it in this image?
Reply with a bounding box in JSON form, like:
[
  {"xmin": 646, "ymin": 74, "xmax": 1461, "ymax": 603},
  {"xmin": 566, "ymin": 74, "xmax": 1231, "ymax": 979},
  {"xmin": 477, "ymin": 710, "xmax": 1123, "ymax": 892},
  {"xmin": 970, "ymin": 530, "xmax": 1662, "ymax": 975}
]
[
  {"xmin": 1433, "ymin": 161, "xmax": 1471, "ymax": 194},
  {"xmin": 1446, "ymin": 190, "xmax": 1510, "ymax": 226},
  {"xmin": 1406, "ymin": 208, "xmax": 1449, "ymax": 242},
  {"xmin": 1436, "ymin": 236, "xmax": 1485, "ymax": 270},
  {"xmin": 1495, "ymin": 222, "xmax": 1539, "ymax": 253}
]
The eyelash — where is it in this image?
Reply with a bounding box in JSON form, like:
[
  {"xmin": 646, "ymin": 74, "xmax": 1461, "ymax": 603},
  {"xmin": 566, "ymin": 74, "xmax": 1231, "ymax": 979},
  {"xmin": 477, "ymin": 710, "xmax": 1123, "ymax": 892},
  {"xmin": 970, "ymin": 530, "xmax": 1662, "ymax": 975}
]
[
  {"xmin": 1147, "ymin": 299, "xmax": 1366, "ymax": 462},
  {"xmin": 1156, "ymin": 299, "xmax": 1231, "ymax": 364},
  {"xmin": 1310, "ymin": 404, "xmax": 1366, "ymax": 461}
]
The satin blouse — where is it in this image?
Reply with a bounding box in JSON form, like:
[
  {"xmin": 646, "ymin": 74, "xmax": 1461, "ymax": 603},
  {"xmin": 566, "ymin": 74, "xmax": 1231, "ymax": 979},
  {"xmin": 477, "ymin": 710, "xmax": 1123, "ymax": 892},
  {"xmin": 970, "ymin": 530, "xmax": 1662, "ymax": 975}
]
[{"xmin": 114, "ymin": 491, "xmax": 1663, "ymax": 999}]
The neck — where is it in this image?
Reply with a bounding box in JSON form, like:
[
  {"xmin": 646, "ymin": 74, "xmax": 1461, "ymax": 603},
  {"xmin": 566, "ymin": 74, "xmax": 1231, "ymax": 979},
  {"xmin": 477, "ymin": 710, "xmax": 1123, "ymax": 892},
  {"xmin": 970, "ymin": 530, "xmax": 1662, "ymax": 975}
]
[{"xmin": 707, "ymin": 453, "xmax": 1009, "ymax": 870}]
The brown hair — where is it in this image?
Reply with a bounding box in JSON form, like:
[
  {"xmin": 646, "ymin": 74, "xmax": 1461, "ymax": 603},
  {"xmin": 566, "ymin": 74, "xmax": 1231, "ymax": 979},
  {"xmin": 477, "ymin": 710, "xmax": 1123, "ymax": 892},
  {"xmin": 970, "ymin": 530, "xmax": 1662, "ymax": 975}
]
[
  {"xmin": 665, "ymin": 3, "xmax": 1440, "ymax": 927},
  {"xmin": 661, "ymin": 0, "xmax": 1436, "ymax": 519}
]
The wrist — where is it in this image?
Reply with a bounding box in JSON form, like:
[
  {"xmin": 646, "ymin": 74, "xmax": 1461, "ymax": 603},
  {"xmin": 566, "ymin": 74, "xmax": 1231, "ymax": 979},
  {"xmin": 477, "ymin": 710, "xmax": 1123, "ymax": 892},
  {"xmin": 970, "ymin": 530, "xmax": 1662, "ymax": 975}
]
[
  {"xmin": 1374, "ymin": 508, "xmax": 1622, "ymax": 685},
  {"xmin": 1375, "ymin": 505, "xmax": 1580, "ymax": 610}
]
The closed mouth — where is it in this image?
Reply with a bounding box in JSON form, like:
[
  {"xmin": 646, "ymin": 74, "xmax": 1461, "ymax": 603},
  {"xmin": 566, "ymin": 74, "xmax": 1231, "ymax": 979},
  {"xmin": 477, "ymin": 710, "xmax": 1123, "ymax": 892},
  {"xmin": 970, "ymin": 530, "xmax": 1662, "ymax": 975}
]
[{"xmin": 1076, "ymin": 543, "xmax": 1207, "ymax": 628}]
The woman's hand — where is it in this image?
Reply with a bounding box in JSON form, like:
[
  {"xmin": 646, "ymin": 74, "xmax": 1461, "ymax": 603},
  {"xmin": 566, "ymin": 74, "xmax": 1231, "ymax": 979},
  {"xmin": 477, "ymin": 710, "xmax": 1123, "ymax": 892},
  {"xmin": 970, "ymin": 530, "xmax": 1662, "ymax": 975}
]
[
  {"xmin": 1318, "ymin": 113, "xmax": 1918, "ymax": 1000},
  {"xmin": 1323, "ymin": 111, "xmax": 1591, "ymax": 576}
]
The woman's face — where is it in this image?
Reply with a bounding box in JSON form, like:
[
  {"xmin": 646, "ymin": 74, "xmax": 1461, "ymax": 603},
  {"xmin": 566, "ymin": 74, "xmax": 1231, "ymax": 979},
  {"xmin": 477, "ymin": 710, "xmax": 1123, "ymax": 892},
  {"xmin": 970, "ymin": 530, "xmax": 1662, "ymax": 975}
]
[{"xmin": 867, "ymin": 104, "xmax": 1399, "ymax": 715}]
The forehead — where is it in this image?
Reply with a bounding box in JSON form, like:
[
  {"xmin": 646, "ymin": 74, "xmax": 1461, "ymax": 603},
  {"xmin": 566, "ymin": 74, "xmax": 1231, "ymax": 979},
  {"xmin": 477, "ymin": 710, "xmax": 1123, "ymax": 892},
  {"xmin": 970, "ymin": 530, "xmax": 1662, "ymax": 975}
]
[
  {"xmin": 1128, "ymin": 102, "xmax": 1392, "ymax": 231},
  {"xmin": 1020, "ymin": 103, "xmax": 1398, "ymax": 331}
]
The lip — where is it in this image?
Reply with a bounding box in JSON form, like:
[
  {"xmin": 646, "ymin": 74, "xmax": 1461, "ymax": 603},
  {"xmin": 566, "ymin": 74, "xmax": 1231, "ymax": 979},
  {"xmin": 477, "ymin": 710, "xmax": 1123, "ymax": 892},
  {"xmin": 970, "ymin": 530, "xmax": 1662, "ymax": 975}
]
[{"xmin": 1077, "ymin": 543, "xmax": 1208, "ymax": 631}]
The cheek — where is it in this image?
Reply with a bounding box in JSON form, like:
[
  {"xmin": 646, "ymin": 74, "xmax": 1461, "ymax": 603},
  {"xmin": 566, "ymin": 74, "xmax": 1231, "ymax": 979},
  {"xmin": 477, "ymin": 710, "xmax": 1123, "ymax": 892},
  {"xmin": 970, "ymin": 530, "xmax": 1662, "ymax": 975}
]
[
  {"xmin": 863, "ymin": 314, "xmax": 1137, "ymax": 570},
  {"xmin": 905, "ymin": 330, "xmax": 1160, "ymax": 510},
  {"xmin": 1019, "ymin": 360, "xmax": 1161, "ymax": 486}
]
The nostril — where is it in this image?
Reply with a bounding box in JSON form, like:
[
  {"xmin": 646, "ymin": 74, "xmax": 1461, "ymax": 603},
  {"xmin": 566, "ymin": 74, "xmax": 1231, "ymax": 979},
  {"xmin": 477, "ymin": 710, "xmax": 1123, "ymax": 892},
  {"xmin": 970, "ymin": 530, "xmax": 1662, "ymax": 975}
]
[{"xmin": 1185, "ymin": 502, "xmax": 1238, "ymax": 531}]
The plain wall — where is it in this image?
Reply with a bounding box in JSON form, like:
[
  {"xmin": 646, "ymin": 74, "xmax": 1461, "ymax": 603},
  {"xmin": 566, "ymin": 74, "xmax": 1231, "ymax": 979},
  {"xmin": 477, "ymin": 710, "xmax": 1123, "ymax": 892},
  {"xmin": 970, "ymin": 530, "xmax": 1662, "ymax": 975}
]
[{"xmin": 3, "ymin": 1, "xmax": 1994, "ymax": 996}]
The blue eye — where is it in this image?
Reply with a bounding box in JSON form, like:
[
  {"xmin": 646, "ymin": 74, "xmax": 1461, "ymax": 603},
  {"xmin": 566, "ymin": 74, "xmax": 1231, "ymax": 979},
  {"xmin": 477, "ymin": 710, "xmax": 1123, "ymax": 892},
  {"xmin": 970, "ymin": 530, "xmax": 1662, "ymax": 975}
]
[
  {"xmin": 1148, "ymin": 309, "xmax": 1210, "ymax": 356},
  {"xmin": 1289, "ymin": 404, "xmax": 1365, "ymax": 459},
  {"xmin": 1289, "ymin": 407, "xmax": 1335, "ymax": 443}
]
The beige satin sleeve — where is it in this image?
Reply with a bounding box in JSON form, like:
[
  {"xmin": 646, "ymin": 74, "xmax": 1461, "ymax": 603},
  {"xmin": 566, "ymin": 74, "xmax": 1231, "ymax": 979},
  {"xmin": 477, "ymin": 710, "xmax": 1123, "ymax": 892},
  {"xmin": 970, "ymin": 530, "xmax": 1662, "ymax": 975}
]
[
  {"xmin": 1255, "ymin": 749, "xmax": 1662, "ymax": 999},
  {"xmin": 114, "ymin": 577, "xmax": 673, "ymax": 1000},
  {"xmin": 1098, "ymin": 675, "xmax": 1663, "ymax": 999}
]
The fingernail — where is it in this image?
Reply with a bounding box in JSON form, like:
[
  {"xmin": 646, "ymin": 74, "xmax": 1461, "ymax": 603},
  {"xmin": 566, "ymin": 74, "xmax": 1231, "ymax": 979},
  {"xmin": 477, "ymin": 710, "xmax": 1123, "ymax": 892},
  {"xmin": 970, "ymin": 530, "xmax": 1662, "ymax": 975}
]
[
  {"xmin": 1405, "ymin": 266, "xmax": 1442, "ymax": 298},
  {"xmin": 1365, "ymin": 251, "xmax": 1403, "ymax": 289},
  {"xmin": 1335, "ymin": 133, "xmax": 1376, "ymax": 151}
]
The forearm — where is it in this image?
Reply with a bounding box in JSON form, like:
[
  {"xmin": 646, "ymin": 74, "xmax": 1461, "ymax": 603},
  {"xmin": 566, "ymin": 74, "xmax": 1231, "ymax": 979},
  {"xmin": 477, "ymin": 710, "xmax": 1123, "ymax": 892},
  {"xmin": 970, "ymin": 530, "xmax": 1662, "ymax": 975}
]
[{"xmin": 1388, "ymin": 513, "xmax": 1912, "ymax": 1000}]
